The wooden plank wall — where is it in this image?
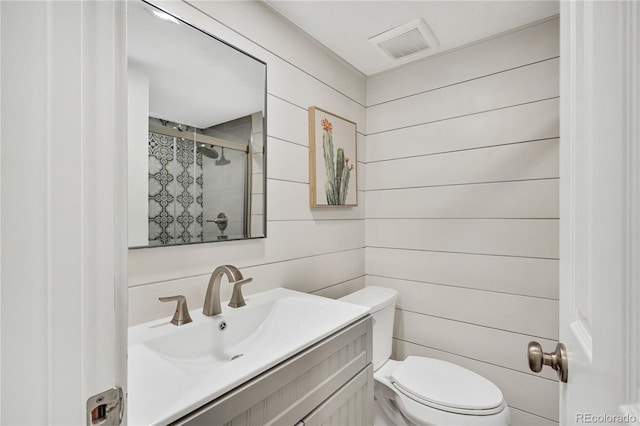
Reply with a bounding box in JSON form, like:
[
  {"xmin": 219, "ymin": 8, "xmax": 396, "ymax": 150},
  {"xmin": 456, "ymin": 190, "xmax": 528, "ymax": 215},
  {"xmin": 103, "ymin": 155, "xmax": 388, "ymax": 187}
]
[
  {"xmin": 128, "ymin": 1, "xmax": 367, "ymax": 325},
  {"xmin": 128, "ymin": 4, "xmax": 560, "ymax": 424},
  {"xmin": 365, "ymin": 18, "xmax": 560, "ymax": 425}
]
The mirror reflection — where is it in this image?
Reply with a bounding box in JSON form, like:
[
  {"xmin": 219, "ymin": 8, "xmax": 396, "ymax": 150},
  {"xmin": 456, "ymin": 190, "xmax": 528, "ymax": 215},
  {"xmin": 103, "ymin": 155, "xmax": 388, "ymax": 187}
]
[{"xmin": 127, "ymin": 1, "xmax": 266, "ymax": 248}]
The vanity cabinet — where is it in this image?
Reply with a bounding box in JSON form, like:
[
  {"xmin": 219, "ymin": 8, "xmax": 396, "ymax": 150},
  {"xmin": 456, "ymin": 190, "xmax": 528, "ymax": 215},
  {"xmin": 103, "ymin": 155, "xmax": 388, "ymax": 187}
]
[
  {"xmin": 172, "ymin": 316, "xmax": 373, "ymax": 426},
  {"xmin": 299, "ymin": 365, "xmax": 372, "ymax": 426}
]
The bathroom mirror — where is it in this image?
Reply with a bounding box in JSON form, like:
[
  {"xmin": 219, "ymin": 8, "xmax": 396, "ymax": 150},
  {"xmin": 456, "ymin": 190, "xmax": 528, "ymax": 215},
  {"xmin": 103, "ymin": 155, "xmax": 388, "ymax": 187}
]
[{"xmin": 127, "ymin": 1, "xmax": 266, "ymax": 248}]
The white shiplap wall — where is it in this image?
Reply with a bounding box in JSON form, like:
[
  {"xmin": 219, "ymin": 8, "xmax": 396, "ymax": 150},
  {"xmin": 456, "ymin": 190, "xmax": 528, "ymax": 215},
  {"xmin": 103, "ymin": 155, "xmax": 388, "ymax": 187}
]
[
  {"xmin": 128, "ymin": 1, "xmax": 366, "ymax": 325},
  {"xmin": 129, "ymin": 5, "xmax": 560, "ymax": 424},
  {"xmin": 365, "ymin": 18, "xmax": 560, "ymax": 426}
]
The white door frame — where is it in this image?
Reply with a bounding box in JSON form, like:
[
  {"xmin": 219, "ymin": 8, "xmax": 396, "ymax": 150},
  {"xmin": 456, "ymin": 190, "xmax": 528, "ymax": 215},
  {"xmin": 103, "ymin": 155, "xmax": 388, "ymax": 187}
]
[
  {"xmin": 559, "ymin": 0, "xmax": 640, "ymax": 422},
  {"xmin": 0, "ymin": 2, "xmax": 128, "ymax": 424},
  {"xmin": 622, "ymin": 0, "xmax": 640, "ymax": 417}
]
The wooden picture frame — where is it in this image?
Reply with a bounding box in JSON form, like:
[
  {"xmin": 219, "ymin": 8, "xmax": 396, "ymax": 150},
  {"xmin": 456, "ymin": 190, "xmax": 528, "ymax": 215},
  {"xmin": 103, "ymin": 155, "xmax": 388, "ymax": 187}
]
[{"xmin": 309, "ymin": 106, "xmax": 358, "ymax": 207}]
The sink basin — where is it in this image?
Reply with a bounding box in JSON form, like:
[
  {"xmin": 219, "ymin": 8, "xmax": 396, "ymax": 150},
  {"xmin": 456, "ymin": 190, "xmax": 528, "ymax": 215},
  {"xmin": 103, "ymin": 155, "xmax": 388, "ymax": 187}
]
[
  {"xmin": 128, "ymin": 287, "xmax": 369, "ymax": 425},
  {"xmin": 142, "ymin": 298, "xmax": 272, "ymax": 375},
  {"xmin": 142, "ymin": 294, "xmax": 354, "ymax": 375}
]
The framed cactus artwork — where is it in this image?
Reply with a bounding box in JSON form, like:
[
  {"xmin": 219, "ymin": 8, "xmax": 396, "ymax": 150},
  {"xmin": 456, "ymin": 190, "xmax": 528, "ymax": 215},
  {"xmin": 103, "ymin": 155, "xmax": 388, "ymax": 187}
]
[{"xmin": 308, "ymin": 106, "xmax": 358, "ymax": 207}]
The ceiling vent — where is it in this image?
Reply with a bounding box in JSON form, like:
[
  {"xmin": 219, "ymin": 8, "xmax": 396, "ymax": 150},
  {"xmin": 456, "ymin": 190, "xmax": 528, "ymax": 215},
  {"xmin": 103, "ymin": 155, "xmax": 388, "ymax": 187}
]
[{"xmin": 369, "ymin": 18, "xmax": 439, "ymax": 61}]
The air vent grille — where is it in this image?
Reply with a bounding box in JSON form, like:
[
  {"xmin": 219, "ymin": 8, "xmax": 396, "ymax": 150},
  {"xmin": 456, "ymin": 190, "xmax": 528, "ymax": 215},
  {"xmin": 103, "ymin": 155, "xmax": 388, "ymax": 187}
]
[
  {"xmin": 369, "ymin": 18, "xmax": 439, "ymax": 61},
  {"xmin": 377, "ymin": 28, "xmax": 430, "ymax": 59}
]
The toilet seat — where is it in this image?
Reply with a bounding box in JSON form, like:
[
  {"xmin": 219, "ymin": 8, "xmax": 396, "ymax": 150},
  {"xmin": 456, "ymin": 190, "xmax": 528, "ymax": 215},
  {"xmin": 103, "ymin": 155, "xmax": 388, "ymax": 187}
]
[{"xmin": 390, "ymin": 356, "xmax": 505, "ymax": 416}]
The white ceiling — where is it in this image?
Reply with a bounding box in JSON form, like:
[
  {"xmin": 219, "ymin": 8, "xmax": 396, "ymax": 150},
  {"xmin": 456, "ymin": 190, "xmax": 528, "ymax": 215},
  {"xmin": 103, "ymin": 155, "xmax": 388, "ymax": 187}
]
[{"xmin": 264, "ymin": 1, "xmax": 559, "ymax": 76}]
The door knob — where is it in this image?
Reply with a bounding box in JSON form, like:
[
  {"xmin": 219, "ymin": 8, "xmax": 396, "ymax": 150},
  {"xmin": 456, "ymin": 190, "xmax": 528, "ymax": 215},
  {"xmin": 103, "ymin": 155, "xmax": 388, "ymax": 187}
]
[{"xmin": 528, "ymin": 341, "xmax": 568, "ymax": 383}]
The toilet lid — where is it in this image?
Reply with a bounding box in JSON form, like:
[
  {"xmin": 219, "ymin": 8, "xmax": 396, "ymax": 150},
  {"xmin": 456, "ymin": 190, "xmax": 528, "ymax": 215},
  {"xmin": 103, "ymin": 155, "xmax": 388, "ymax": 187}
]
[{"xmin": 391, "ymin": 357, "xmax": 504, "ymax": 414}]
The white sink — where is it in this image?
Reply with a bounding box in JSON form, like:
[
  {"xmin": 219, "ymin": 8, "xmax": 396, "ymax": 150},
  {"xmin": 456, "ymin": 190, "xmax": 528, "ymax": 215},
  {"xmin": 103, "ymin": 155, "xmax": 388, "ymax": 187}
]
[
  {"xmin": 142, "ymin": 298, "xmax": 272, "ymax": 376},
  {"xmin": 128, "ymin": 288, "xmax": 369, "ymax": 425}
]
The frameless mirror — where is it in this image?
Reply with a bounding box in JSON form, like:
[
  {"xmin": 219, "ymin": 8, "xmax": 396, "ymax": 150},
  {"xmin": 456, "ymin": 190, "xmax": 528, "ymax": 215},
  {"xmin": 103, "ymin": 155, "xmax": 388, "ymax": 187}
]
[{"xmin": 127, "ymin": 1, "xmax": 266, "ymax": 248}]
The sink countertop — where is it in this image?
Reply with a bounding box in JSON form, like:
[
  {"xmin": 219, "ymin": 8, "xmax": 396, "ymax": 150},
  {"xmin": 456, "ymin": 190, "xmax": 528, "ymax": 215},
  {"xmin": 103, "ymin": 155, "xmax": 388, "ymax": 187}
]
[{"xmin": 128, "ymin": 288, "xmax": 370, "ymax": 425}]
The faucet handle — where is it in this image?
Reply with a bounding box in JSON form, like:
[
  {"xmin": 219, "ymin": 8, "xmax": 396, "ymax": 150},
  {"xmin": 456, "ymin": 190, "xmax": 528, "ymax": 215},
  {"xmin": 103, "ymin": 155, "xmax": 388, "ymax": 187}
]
[
  {"xmin": 159, "ymin": 295, "xmax": 193, "ymax": 326},
  {"xmin": 228, "ymin": 278, "xmax": 252, "ymax": 308}
]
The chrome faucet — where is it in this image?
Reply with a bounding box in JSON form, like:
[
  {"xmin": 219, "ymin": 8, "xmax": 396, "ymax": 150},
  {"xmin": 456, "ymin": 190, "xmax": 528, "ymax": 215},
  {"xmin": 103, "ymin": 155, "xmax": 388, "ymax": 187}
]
[{"xmin": 203, "ymin": 265, "xmax": 253, "ymax": 316}]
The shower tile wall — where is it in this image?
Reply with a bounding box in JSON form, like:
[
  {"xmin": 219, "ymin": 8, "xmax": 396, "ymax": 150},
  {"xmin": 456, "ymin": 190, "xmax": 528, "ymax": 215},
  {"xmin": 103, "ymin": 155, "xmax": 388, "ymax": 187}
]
[
  {"xmin": 202, "ymin": 115, "xmax": 250, "ymax": 239},
  {"xmin": 148, "ymin": 132, "xmax": 203, "ymax": 245},
  {"xmin": 202, "ymin": 149, "xmax": 246, "ymax": 239}
]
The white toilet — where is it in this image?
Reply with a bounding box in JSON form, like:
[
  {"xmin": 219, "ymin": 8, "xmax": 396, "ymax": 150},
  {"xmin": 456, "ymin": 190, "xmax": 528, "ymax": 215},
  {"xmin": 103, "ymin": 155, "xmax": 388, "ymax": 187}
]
[{"xmin": 340, "ymin": 286, "xmax": 511, "ymax": 426}]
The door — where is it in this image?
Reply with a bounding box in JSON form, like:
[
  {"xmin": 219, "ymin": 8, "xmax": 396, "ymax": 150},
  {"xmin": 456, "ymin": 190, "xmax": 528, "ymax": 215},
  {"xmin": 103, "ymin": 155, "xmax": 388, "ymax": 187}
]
[
  {"xmin": 554, "ymin": 1, "xmax": 640, "ymax": 423},
  {"xmin": 0, "ymin": 2, "xmax": 128, "ymax": 424}
]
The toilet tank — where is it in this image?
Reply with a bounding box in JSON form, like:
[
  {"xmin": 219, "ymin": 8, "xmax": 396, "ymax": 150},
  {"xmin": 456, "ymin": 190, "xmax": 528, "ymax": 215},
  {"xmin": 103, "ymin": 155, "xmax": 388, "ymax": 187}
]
[{"xmin": 339, "ymin": 286, "xmax": 398, "ymax": 370}]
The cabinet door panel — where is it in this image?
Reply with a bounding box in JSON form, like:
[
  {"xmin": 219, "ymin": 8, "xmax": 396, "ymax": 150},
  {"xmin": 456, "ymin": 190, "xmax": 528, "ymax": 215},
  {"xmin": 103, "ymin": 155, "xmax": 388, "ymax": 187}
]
[{"xmin": 302, "ymin": 365, "xmax": 373, "ymax": 426}]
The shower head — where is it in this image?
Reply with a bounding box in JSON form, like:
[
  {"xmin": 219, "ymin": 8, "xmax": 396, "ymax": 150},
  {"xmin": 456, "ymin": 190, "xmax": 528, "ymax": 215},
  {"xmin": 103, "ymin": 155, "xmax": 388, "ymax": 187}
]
[
  {"xmin": 215, "ymin": 147, "xmax": 231, "ymax": 166},
  {"xmin": 197, "ymin": 143, "xmax": 219, "ymax": 159}
]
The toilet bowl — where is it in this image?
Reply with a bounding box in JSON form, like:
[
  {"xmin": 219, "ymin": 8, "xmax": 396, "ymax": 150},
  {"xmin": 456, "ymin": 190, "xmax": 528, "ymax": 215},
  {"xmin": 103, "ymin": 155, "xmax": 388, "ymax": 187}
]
[{"xmin": 340, "ymin": 286, "xmax": 511, "ymax": 426}]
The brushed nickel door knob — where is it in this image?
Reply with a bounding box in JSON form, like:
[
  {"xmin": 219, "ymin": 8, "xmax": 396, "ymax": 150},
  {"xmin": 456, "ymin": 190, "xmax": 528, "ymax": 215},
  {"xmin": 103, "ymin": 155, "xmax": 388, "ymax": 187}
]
[{"xmin": 528, "ymin": 341, "xmax": 569, "ymax": 383}]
